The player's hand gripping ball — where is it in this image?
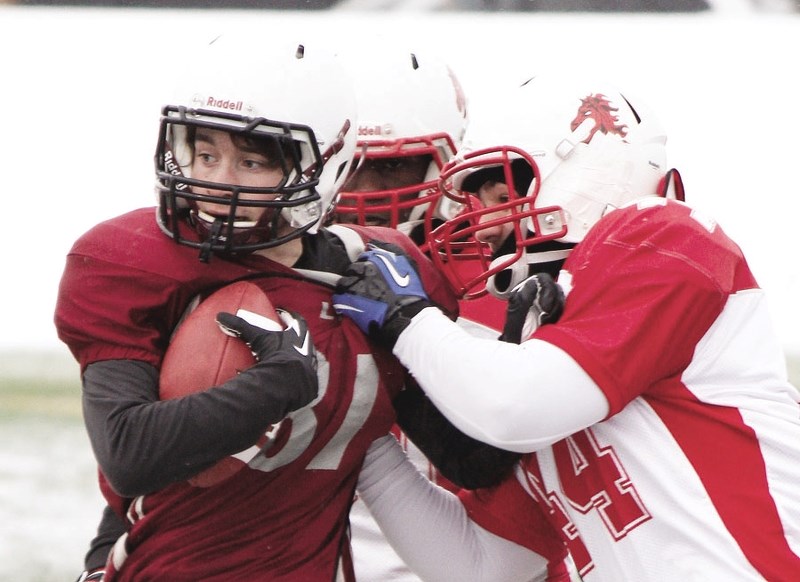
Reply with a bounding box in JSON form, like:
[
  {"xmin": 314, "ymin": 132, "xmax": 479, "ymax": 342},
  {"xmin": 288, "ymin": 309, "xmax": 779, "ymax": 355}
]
[{"xmin": 159, "ymin": 280, "xmax": 286, "ymax": 487}]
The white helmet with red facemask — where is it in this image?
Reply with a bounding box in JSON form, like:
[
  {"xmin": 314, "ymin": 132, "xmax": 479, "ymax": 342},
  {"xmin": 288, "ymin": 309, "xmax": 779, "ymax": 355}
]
[
  {"xmin": 430, "ymin": 73, "xmax": 675, "ymax": 299},
  {"xmin": 333, "ymin": 48, "xmax": 468, "ymax": 244},
  {"xmin": 155, "ymin": 35, "xmax": 357, "ymax": 262}
]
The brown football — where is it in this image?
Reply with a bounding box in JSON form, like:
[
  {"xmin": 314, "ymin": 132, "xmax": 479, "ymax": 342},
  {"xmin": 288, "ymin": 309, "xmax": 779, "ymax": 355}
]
[{"xmin": 159, "ymin": 280, "xmax": 282, "ymax": 487}]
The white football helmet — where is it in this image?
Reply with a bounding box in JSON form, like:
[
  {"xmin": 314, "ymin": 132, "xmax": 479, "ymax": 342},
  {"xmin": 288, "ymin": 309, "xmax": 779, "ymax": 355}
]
[
  {"xmin": 333, "ymin": 49, "xmax": 467, "ymax": 243},
  {"xmin": 156, "ymin": 35, "xmax": 357, "ymax": 261},
  {"xmin": 430, "ymin": 73, "xmax": 674, "ymax": 298}
]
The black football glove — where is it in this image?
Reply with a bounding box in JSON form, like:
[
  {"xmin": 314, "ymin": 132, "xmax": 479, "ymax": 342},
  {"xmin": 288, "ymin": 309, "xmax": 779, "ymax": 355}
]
[
  {"xmin": 332, "ymin": 241, "xmax": 432, "ymax": 347},
  {"xmin": 216, "ymin": 309, "xmax": 318, "ymax": 415},
  {"xmin": 499, "ymin": 273, "xmax": 565, "ymax": 344}
]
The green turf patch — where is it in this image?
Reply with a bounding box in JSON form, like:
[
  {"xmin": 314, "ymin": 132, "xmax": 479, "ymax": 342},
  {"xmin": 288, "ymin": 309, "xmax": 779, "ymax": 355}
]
[
  {"xmin": 0, "ymin": 377, "xmax": 82, "ymax": 421},
  {"xmin": 0, "ymin": 352, "xmax": 797, "ymax": 423}
]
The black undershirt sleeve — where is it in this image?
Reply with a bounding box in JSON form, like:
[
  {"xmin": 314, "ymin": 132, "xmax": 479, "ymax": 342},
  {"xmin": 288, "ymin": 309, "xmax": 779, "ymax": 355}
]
[
  {"xmin": 83, "ymin": 505, "xmax": 126, "ymax": 571},
  {"xmin": 83, "ymin": 358, "xmax": 305, "ymax": 497},
  {"xmin": 81, "ymin": 234, "xmax": 348, "ymax": 498},
  {"xmin": 393, "ymin": 378, "xmax": 522, "ymax": 490}
]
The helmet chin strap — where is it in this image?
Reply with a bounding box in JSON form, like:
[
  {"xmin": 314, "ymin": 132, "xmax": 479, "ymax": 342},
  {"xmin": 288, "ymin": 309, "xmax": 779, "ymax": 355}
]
[
  {"xmin": 486, "ymin": 247, "xmax": 573, "ymax": 300},
  {"xmin": 199, "ymin": 217, "xmax": 225, "ymax": 264}
]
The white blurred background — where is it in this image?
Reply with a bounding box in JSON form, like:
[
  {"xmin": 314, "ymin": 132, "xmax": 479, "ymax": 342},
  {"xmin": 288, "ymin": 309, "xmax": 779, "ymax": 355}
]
[
  {"xmin": 1, "ymin": 2, "xmax": 798, "ymax": 358},
  {"xmin": 0, "ymin": 1, "xmax": 798, "ymax": 579}
]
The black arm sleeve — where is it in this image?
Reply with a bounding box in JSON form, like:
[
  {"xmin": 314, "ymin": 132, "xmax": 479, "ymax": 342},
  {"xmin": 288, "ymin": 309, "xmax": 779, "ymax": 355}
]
[
  {"xmin": 83, "ymin": 358, "xmax": 306, "ymax": 497},
  {"xmin": 84, "ymin": 505, "xmax": 126, "ymax": 571},
  {"xmin": 393, "ymin": 378, "xmax": 522, "ymax": 490}
]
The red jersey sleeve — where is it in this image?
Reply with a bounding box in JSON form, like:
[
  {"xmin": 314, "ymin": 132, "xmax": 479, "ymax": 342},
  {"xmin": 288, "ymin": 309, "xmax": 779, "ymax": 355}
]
[
  {"xmin": 535, "ymin": 199, "xmax": 758, "ymax": 414},
  {"xmin": 54, "ymin": 208, "xmax": 265, "ymax": 371}
]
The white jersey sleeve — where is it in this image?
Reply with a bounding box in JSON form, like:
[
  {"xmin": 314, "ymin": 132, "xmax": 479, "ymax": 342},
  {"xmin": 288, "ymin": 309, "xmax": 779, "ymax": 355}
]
[
  {"xmin": 357, "ymin": 435, "xmax": 551, "ymax": 582},
  {"xmin": 394, "ymin": 308, "xmax": 609, "ymax": 452}
]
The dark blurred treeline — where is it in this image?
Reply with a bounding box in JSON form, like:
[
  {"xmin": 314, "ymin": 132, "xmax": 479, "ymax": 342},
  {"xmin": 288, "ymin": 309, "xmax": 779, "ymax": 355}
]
[{"xmin": 3, "ymin": 0, "xmax": 715, "ymax": 11}]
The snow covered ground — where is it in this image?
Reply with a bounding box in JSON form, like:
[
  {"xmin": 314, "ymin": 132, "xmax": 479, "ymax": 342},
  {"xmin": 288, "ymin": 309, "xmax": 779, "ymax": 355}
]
[
  {"xmin": 0, "ymin": 417, "xmax": 102, "ymax": 580},
  {"xmin": 1, "ymin": 3, "xmax": 799, "ymax": 580}
]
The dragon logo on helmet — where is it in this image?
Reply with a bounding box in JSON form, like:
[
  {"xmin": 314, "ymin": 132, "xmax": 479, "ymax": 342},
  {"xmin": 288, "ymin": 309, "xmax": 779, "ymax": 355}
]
[{"xmin": 571, "ymin": 93, "xmax": 628, "ymax": 143}]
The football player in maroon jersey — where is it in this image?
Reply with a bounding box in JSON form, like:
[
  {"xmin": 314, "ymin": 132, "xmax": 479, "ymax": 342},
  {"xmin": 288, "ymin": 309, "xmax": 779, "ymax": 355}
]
[
  {"xmin": 63, "ymin": 36, "xmax": 551, "ymax": 581},
  {"xmin": 333, "ymin": 73, "xmax": 800, "ymax": 580}
]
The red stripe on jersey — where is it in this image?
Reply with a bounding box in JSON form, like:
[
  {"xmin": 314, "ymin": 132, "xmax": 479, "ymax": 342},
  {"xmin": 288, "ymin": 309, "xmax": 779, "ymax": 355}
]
[{"xmin": 647, "ymin": 390, "xmax": 800, "ymax": 576}]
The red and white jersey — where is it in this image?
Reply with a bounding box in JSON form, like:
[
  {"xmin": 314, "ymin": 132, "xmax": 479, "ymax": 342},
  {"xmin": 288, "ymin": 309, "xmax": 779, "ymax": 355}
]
[
  {"xmin": 394, "ymin": 197, "xmax": 800, "ymax": 580},
  {"xmin": 522, "ymin": 198, "xmax": 800, "ymax": 579},
  {"xmin": 55, "ymin": 208, "xmax": 457, "ymax": 581}
]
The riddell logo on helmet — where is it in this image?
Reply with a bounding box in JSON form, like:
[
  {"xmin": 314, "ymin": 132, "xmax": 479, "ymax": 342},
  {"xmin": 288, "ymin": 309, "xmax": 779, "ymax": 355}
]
[
  {"xmin": 163, "ymin": 150, "xmax": 189, "ymax": 191},
  {"xmin": 206, "ymin": 97, "xmax": 244, "ymax": 111},
  {"xmin": 358, "ymin": 124, "xmax": 393, "ymax": 137}
]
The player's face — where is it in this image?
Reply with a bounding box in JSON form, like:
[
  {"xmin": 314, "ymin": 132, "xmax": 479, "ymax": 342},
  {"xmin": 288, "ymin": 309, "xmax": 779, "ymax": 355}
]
[
  {"xmin": 473, "ymin": 180, "xmax": 514, "ymax": 252},
  {"xmin": 337, "ymin": 154, "xmax": 430, "ymax": 226},
  {"xmin": 191, "ymin": 128, "xmax": 285, "ymax": 223}
]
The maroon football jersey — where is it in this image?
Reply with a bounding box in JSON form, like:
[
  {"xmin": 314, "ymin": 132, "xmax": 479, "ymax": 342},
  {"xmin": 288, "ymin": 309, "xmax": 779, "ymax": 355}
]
[{"xmin": 56, "ymin": 207, "xmax": 458, "ymax": 581}]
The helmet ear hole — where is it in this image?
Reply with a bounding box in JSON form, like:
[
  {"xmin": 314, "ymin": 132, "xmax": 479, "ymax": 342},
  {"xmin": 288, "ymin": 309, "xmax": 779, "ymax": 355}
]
[
  {"xmin": 492, "ymin": 269, "xmax": 513, "ymax": 296},
  {"xmin": 658, "ymin": 168, "xmax": 685, "ymax": 202},
  {"xmin": 334, "ymin": 161, "xmax": 348, "ymax": 183},
  {"xmin": 510, "ymin": 158, "xmax": 535, "ymax": 197},
  {"xmin": 486, "ymin": 255, "xmax": 529, "ymax": 300}
]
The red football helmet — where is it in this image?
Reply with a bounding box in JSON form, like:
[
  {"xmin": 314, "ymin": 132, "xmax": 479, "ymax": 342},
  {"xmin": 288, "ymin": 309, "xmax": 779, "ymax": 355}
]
[{"xmin": 428, "ymin": 74, "xmax": 676, "ymax": 299}]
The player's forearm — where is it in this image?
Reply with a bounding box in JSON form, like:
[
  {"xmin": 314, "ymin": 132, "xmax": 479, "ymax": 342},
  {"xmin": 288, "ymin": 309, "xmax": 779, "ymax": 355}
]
[
  {"xmin": 358, "ymin": 435, "xmax": 548, "ymax": 582},
  {"xmin": 82, "ymin": 359, "xmax": 288, "ymax": 496},
  {"xmin": 393, "ymin": 381, "xmax": 521, "ymax": 489},
  {"xmin": 394, "ymin": 308, "xmax": 609, "ymax": 453}
]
